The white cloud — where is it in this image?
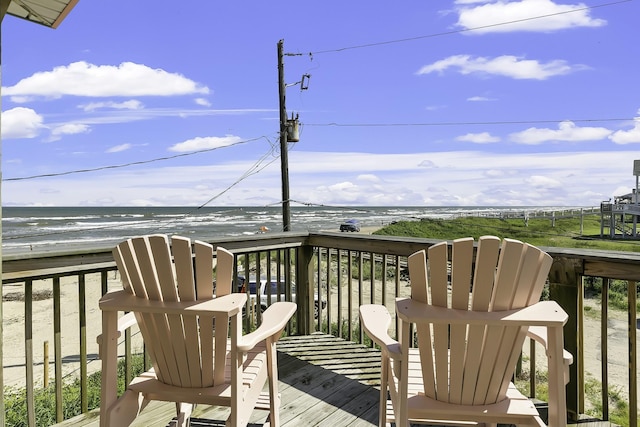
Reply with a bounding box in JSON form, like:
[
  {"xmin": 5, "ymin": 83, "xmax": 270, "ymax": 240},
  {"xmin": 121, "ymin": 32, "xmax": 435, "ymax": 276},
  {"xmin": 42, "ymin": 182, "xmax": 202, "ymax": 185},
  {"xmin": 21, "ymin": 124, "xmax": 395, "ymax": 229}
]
[
  {"xmin": 418, "ymin": 160, "xmax": 436, "ymax": 168},
  {"xmin": 609, "ymin": 117, "xmax": 640, "ymax": 144},
  {"xmin": 169, "ymin": 135, "xmax": 243, "ymax": 152},
  {"xmin": 329, "ymin": 181, "xmax": 358, "ymax": 191},
  {"xmin": 3, "ymin": 149, "xmax": 636, "ymax": 207},
  {"xmin": 2, "ymin": 61, "xmax": 210, "ymax": 100},
  {"xmin": 509, "ymin": 121, "xmax": 612, "ymax": 144},
  {"xmin": 467, "ymin": 96, "xmax": 496, "ymax": 101},
  {"xmin": 106, "ymin": 144, "xmax": 132, "ymax": 153},
  {"xmin": 456, "ymin": 0, "xmax": 607, "ymax": 34},
  {"xmin": 80, "ymin": 100, "xmax": 144, "ymax": 112},
  {"xmin": 417, "ymin": 55, "xmax": 581, "ymax": 80},
  {"xmin": 47, "ymin": 123, "xmax": 91, "ymax": 141},
  {"xmin": 484, "ymin": 169, "xmax": 505, "ymax": 177},
  {"xmin": 611, "ymin": 186, "xmax": 630, "ymax": 198},
  {"xmin": 456, "ymin": 132, "xmax": 501, "ymax": 143},
  {"xmin": 525, "ymin": 175, "xmax": 562, "ymax": 189},
  {"xmin": 455, "ymin": 0, "xmax": 492, "ymax": 4},
  {"xmin": 195, "ymin": 98, "xmax": 211, "ymax": 107},
  {"xmin": 1, "ymin": 107, "xmax": 44, "ymax": 139},
  {"xmin": 357, "ymin": 174, "xmax": 381, "ymax": 183}
]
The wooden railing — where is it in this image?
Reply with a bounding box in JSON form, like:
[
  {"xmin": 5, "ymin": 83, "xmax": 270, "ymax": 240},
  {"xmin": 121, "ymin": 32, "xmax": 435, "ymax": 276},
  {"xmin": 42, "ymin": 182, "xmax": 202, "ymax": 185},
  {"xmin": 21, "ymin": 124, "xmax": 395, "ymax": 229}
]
[{"xmin": 2, "ymin": 231, "xmax": 638, "ymax": 426}]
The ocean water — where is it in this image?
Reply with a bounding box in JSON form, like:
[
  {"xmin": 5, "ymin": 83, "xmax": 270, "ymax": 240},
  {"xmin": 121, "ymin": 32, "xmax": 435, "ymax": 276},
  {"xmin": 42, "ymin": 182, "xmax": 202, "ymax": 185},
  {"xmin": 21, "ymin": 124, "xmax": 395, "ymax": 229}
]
[{"xmin": 1, "ymin": 205, "xmax": 571, "ymax": 255}]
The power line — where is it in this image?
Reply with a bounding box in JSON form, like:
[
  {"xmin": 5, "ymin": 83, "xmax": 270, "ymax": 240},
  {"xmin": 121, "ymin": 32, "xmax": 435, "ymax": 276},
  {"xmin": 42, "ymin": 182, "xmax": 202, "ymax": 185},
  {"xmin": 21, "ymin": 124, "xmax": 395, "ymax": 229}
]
[
  {"xmin": 304, "ymin": 117, "xmax": 635, "ymax": 128},
  {"xmin": 303, "ymin": 0, "xmax": 631, "ymax": 56},
  {"xmin": 2, "ymin": 135, "xmax": 273, "ymax": 182},
  {"xmin": 147, "ymin": 139, "xmax": 285, "ymax": 233}
]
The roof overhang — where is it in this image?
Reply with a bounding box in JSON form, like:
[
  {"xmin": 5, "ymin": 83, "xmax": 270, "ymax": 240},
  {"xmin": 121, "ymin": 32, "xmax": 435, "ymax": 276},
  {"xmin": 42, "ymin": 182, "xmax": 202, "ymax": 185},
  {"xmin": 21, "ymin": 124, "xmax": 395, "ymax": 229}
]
[{"xmin": 3, "ymin": 0, "xmax": 79, "ymax": 28}]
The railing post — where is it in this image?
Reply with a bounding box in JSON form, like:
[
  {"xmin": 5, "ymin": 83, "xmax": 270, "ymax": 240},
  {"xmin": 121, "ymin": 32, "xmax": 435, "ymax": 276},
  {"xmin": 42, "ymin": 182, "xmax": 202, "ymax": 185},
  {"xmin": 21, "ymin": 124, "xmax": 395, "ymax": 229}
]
[
  {"xmin": 53, "ymin": 277, "xmax": 63, "ymax": 423},
  {"xmin": 548, "ymin": 256, "xmax": 582, "ymax": 423},
  {"xmin": 296, "ymin": 244, "xmax": 315, "ymax": 335},
  {"xmin": 78, "ymin": 274, "xmax": 88, "ymax": 413},
  {"xmin": 628, "ymin": 281, "xmax": 638, "ymax": 427}
]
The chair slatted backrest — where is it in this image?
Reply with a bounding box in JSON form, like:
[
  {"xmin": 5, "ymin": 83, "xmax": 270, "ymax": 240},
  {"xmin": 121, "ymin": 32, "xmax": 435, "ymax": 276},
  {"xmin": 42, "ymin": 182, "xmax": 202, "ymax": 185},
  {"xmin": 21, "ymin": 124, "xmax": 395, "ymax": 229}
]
[
  {"xmin": 407, "ymin": 236, "xmax": 553, "ymax": 406},
  {"xmin": 113, "ymin": 235, "xmax": 235, "ymax": 388}
]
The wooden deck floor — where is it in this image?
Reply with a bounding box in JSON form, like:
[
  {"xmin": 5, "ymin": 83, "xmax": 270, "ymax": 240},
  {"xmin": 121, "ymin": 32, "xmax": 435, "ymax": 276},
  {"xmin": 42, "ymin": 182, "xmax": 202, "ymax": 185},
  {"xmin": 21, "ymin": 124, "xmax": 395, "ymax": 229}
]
[{"xmin": 55, "ymin": 333, "xmax": 614, "ymax": 427}]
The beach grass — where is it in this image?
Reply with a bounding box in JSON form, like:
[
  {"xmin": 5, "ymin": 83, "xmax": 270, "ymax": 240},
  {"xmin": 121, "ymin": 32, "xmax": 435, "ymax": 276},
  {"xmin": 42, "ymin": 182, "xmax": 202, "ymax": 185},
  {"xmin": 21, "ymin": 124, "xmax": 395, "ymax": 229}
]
[{"xmin": 373, "ymin": 215, "xmax": 640, "ymax": 252}]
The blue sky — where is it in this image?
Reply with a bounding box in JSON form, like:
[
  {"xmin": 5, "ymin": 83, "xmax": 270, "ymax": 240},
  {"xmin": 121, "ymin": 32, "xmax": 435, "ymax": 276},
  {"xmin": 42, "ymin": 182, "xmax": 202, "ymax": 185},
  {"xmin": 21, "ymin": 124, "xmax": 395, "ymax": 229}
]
[{"xmin": 2, "ymin": 0, "xmax": 639, "ymax": 207}]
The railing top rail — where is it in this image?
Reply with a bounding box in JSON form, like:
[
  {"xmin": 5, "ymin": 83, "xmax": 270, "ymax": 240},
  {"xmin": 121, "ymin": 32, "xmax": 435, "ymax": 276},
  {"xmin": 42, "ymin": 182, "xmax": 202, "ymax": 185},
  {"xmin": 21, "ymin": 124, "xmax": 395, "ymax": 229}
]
[
  {"xmin": 4, "ymin": 231, "xmax": 640, "ymax": 282},
  {"xmin": 2, "ymin": 261, "xmax": 117, "ymax": 284}
]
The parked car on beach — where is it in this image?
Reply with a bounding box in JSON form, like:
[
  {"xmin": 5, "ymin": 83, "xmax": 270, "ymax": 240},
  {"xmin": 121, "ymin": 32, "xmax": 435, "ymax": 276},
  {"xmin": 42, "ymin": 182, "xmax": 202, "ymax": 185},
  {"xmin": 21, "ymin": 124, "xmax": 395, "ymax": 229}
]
[{"xmin": 340, "ymin": 219, "xmax": 360, "ymax": 232}]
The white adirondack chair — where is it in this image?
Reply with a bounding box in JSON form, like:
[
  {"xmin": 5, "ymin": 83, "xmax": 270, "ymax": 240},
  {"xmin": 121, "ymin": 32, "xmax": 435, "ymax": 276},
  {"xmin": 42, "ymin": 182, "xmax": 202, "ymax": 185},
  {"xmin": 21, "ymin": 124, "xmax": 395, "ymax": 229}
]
[
  {"xmin": 360, "ymin": 236, "xmax": 572, "ymax": 427},
  {"xmin": 98, "ymin": 235, "xmax": 296, "ymax": 427}
]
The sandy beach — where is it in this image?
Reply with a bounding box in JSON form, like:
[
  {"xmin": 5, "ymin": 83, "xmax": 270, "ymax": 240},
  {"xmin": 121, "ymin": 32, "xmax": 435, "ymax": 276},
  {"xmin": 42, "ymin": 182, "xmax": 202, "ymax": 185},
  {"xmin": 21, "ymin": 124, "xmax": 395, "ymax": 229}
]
[{"xmin": 2, "ymin": 272, "xmax": 142, "ymax": 388}]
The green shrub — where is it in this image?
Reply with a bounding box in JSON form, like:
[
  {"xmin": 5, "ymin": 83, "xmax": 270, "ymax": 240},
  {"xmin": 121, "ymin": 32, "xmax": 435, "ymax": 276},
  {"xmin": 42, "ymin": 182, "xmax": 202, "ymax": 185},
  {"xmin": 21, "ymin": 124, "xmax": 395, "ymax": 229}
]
[{"xmin": 4, "ymin": 353, "xmax": 146, "ymax": 426}]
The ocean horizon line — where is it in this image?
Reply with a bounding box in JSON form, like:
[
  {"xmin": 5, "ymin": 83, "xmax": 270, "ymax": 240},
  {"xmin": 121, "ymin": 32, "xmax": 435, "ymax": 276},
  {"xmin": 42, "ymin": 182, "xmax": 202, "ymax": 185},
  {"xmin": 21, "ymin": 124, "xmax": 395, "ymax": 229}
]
[{"xmin": 1, "ymin": 205, "xmax": 599, "ymax": 257}]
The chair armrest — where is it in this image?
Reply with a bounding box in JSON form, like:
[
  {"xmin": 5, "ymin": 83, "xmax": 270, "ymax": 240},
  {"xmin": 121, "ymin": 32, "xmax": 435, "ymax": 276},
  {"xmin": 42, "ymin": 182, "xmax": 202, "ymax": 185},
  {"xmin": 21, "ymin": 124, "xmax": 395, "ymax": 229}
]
[
  {"xmin": 96, "ymin": 311, "xmax": 138, "ymax": 356},
  {"xmin": 396, "ymin": 298, "xmax": 568, "ymax": 327},
  {"xmin": 238, "ymin": 302, "xmax": 296, "ymax": 352},
  {"xmin": 117, "ymin": 311, "xmax": 138, "ymax": 333},
  {"xmin": 528, "ymin": 325, "xmax": 574, "ymax": 384},
  {"xmin": 359, "ymin": 304, "xmax": 402, "ymax": 360},
  {"xmin": 99, "ymin": 289, "xmax": 247, "ymax": 316}
]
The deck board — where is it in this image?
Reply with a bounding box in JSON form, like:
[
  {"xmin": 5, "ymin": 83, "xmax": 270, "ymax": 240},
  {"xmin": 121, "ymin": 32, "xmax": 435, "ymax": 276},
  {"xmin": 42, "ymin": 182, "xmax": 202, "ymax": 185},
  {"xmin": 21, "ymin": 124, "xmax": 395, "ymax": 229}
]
[{"xmin": 53, "ymin": 333, "xmax": 617, "ymax": 427}]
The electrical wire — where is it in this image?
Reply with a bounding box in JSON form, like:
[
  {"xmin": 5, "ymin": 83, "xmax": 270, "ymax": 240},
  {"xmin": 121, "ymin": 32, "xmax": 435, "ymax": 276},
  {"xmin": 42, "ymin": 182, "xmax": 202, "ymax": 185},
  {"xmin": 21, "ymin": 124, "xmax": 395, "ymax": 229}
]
[
  {"xmin": 3, "ymin": 137, "xmax": 284, "ymax": 242},
  {"xmin": 304, "ymin": 117, "xmax": 635, "ymax": 128},
  {"xmin": 302, "ymin": 0, "xmax": 631, "ymax": 56},
  {"xmin": 146, "ymin": 138, "xmax": 284, "ymax": 233},
  {"xmin": 2, "ymin": 135, "xmax": 271, "ymax": 182}
]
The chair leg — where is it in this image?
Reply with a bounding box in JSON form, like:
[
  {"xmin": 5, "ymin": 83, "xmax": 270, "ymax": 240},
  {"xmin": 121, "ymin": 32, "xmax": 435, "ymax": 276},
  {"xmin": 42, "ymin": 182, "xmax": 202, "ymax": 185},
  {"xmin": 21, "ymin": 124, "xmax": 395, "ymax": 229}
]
[
  {"xmin": 547, "ymin": 326, "xmax": 567, "ymax": 427},
  {"xmin": 103, "ymin": 390, "xmax": 146, "ymax": 427},
  {"xmin": 266, "ymin": 339, "xmax": 280, "ymax": 426},
  {"xmin": 174, "ymin": 402, "xmax": 193, "ymax": 427},
  {"xmin": 379, "ymin": 354, "xmax": 389, "ymax": 427}
]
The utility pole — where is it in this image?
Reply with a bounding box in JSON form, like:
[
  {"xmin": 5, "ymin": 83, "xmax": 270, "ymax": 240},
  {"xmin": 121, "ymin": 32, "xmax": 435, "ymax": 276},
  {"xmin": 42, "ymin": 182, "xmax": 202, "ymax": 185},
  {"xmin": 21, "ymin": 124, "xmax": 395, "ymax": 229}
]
[{"xmin": 277, "ymin": 39, "xmax": 291, "ymax": 232}]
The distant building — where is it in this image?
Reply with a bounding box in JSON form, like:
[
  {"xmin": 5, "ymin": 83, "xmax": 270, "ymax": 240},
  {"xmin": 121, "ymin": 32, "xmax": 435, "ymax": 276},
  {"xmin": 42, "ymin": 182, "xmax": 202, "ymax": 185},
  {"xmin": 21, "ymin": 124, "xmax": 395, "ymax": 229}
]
[{"xmin": 600, "ymin": 160, "xmax": 640, "ymax": 238}]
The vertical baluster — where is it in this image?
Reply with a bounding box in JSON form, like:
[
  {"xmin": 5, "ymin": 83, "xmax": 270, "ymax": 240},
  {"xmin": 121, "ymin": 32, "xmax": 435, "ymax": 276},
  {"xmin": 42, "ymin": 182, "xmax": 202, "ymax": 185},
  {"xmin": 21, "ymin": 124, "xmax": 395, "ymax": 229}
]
[
  {"xmin": 53, "ymin": 276, "xmax": 63, "ymax": 422},
  {"xmin": 266, "ymin": 251, "xmax": 272, "ymax": 307},
  {"xmin": 25, "ymin": 279, "xmax": 35, "ymax": 427},
  {"xmin": 381, "ymin": 254, "xmax": 387, "ymax": 308},
  {"xmin": 101, "ymin": 270, "xmax": 108, "ymax": 295},
  {"xmin": 529, "ymin": 339, "xmax": 536, "ymax": 398},
  {"xmin": 628, "ymin": 280, "xmax": 637, "ymax": 427},
  {"xmin": 576, "ymin": 274, "xmax": 585, "ymax": 417},
  {"xmin": 125, "ymin": 327, "xmax": 132, "ymax": 386},
  {"xmin": 347, "ymin": 250, "xmax": 353, "ymax": 342},
  {"xmin": 358, "ymin": 252, "xmax": 364, "ymax": 344},
  {"xmin": 337, "ymin": 249, "xmax": 342, "ymax": 339},
  {"xmin": 240, "ymin": 253, "xmax": 250, "ymax": 332},
  {"xmin": 395, "ymin": 255, "xmax": 401, "ymax": 340},
  {"xmin": 255, "ymin": 251, "xmax": 262, "ymax": 327},
  {"xmin": 43, "ymin": 341, "xmax": 49, "ymax": 388},
  {"xmin": 315, "ymin": 249, "xmax": 322, "ymax": 333},
  {"xmin": 602, "ymin": 278, "xmax": 609, "ymax": 420},
  {"xmin": 143, "ymin": 342, "xmax": 149, "ymax": 372},
  {"xmin": 276, "ymin": 250, "xmax": 282, "ymax": 302},
  {"xmin": 325, "ymin": 248, "xmax": 331, "ymax": 335},
  {"xmin": 78, "ymin": 274, "xmax": 88, "ymax": 413},
  {"xmin": 369, "ymin": 252, "xmax": 376, "ymax": 348}
]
